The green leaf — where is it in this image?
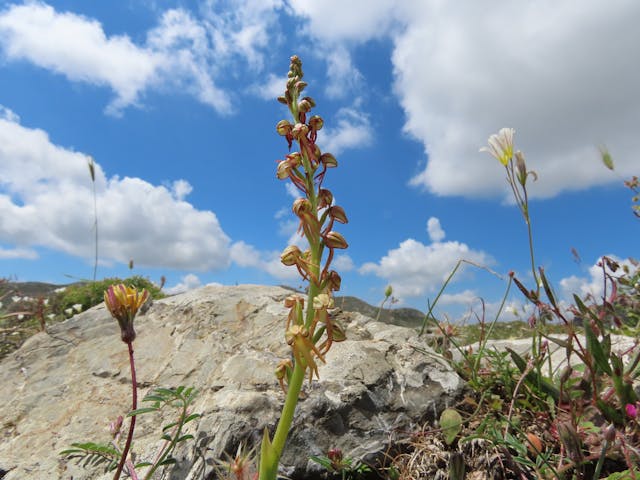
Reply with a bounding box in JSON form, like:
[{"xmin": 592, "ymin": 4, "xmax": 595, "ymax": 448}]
[
  {"xmin": 162, "ymin": 421, "xmax": 179, "ymax": 432},
  {"xmin": 184, "ymin": 413, "xmax": 201, "ymax": 424},
  {"xmin": 584, "ymin": 318, "xmax": 612, "ymax": 375},
  {"xmin": 440, "ymin": 408, "xmax": 463, "ymax": 446},
  {"xmin": 177, "ymin": 434, "xmax": 194, "ymax": 442},
  {"xmin": 158, "ymin": 457, "xmax": 177, "ymax": 466},
  {"xmin": 128, "ymin": 407, "xmax": 159, "ymax": 416},
  {"xmin": 506, "ymin": 348, "xmax": 561, "ymax": 402}
]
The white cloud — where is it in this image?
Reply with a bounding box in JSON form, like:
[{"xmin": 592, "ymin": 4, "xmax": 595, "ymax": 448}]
[
  {"xmin": 321, "ymin": 105, "xmax": 373, "ymax": 155},
  {"xmin": 560, "ymin": 255, "xmax": 636, "ymax": 301},
  {"xmin": 165, "ymin": 273, "xmax": 202, "ymax": 295},
  {"xmin": 332, "ymin": 254, "xmax": 354, "ymax": 272},
  {"xmin": 0, "ymin": 111, "xmax": 231, "ymax": 270},
  {"xmin": 0, "ymin": 1, "xmax": 291, "ymax": 115},
  {"xmin": 392, "ymin": 1, "xmax": 640, "ymax": 198},
  {"xmin": 230, "ymin": 241, "xmax": 298, "ymax": 280},
  {"xmin": 323, "ymin": 45, "xmax": 363, "ymax": 99},
  {"xmin": 287, "ymin": 1, "xmax": 640, "ymax": 199},
  {"xmin": 426, "ymin": 217, "xmax": 445, "ymax": 243},
  {"xmin": 249, "ymin": 72, "xmax": 286, "ymax": 100},
  {"xmin": 0, "ymin": 246, "xmax": 38, "ymax": 260},
  {"xmin": 359, "ymin": 235, "xmax": 492, "ymax": 300},
  {"xmin": 438, "ymin": 289, "xmax": 477, "ymax": 307},
  {"xmin": 288, "ymin": 0, "xmax": 398, "ymax": 42},
  {"xmin": 0, "ymin": 2, "xmax": 162, "ymax": 115}
]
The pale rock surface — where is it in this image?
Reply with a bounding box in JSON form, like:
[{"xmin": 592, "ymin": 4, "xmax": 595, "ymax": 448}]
[{"xmin": 0, "ymin": 285, "xmax": 464, "ymax": 479}]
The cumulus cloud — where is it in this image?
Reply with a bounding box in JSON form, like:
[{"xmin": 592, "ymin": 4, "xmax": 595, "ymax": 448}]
[
  {"xmin": 359, "ymin": 229, "xmax": 492, "ymax": 300},
  {"xmin": 0, "ymin": 1, "xmax": 287, "ymax": 115},
  {"xmin": 392, "ymin": 1, "xmax": 640, "ymax": 198},
  {"xmin": 249, "ymin": 72, "xmax": 287, "ymax": 100},
  {"xmin": 0, "ymin": 111, "xmax": 231, "ymax": 270},
  {"xmin": 321, "ymin": 105, "xmax": 373, "ymax": 155},
  {"xmin": 165, "ymin": 273, "xmax": 202, "ymax": 295},
  {"xmin": 230, "ymin": 241, "xmax": 298, "ymax": 280},
  {"xmin": 285, "ymin": 1, "xmax": 640, "ymax": 199},
  {"xmin": 0, "ymin": 246, "xmax": 38, "ymax": 260},
  {"xmin": 332, "ymin": 254, "xmax": 355, "ymax": 272},
  {"xmin": 427, "ymin": 217, "xmax": 445, "ymax": 243}
]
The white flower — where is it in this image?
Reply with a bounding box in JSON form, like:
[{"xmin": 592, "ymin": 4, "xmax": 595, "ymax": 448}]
[
  {"xmin": 17, "ymin": 314, "xmax": 24, "ymax": 320},
  {"xmin": 73, "ymin": 304, "xmax": 83, "ymax": 312},
  {"xmin": 12, "ymin": 296, "xmax": 21, "ymax": 303},
  {"xmin": 54, "ymin": 287, "xmax": 66, "ymax": 293},
  {"xmin": 0, "ymin": 301, "xmax": 3, "ymax": 309},
  {"xmin": 47, "ymin": 313, "xmax": 55, "ymax": 319},
  {"xmin": 480, "ymin": 127, "xmax": 515, "ymax": 166},
  {"xmin": 65, "ymin": 308, "xmax": 73, "ymax": 316},
  {"xmin": 43, "ymin": 299, "xmax": 49, "ymax": 306}
]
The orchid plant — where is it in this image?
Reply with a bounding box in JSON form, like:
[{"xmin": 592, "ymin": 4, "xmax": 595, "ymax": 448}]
[{"xmin": 259, "ymin": 55, "xmax": 349, "ymax": 480}]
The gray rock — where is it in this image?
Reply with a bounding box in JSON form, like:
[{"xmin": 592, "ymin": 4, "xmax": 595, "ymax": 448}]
[{"xmin": 0, "ymin": 285, "xmax": 463, "ymax": 479}]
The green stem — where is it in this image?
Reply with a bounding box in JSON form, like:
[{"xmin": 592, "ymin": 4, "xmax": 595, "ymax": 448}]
[
  {"xmin": 266, "ymin": 361, "xmax": 305, "ymax": 476},
  {"xmin": 143, "ymin": 401, "xmax": 187, "ymax": 480}
]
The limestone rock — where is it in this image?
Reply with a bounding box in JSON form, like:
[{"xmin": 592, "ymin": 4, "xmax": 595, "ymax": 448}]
[{"xmin": 0, "ymin": 285, "xmax": 464, "ymax": 479}]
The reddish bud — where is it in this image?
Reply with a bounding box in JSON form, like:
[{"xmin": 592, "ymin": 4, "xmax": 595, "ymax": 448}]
[
  {"xmin": 320, "ymin": 153, "xmax": 338, "ymax": 168},
  {"xmin": 276, "ymin": 119, "xmax": 292, "ymax": 136},
  {"xmin": 329, "ymin": 205, "xmax": 348, "ymax": 224},
  {"xmin": 309, "ymin": 115, "xmax": 324, "ymax": 131},
  {"xmin": 291, "ymin": 123, "xmax": 309, "ymax": 140},
  {"xmin": 324, "ymin": 231, "xmax": 348, "ymax": 249}
]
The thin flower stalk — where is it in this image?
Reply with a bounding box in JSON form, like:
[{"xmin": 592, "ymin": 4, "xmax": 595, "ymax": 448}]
[{"xmin": 103, "ymin": 284, "xmax": 149, "ymax": 480}]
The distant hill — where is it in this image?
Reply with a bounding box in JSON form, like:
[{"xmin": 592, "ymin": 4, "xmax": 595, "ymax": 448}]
[
  {"xmin": 3, "ymin": 281, "xmax": 70, "ymax": 298},
  {"xmin": 334, "ymin": 295, "xmax": 425, "ymax": 328}
]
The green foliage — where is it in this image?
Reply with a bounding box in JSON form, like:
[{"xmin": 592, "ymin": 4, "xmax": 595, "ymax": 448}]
[
  {"xmin": 310, "ymin": 449, "xmax": 372, "ymax": 480},
  {"xmin": 62, "ymin": 385, "xmax": 199, "ymax": 479},
  {"xmin": 439, "ymin": 408, "xmax": 463, "ymax": 446},
  {"xmin": 50, "ymin": 275, "xmax": 163, "ymax": 317}
]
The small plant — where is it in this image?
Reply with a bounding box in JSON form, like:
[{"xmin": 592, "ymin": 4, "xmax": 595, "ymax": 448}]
[
  {"xmin": 310, "ymin": 448, "xmax": 371, "ymax": 480},
  {"xmin": 62, "ymin": 284, "xmax": 200, "ymax": 479},
  {"xmin": 408, "ymin": 129, "xmax": 640, "ymax": 478}
]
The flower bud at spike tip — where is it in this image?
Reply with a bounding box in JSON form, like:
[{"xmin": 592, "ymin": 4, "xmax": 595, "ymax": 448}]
[
  {"xmin": 324, "ymin": 231, "xmax": 348, "ymax": 249},
  {"xmin": 298, "ymin": 99, "xmax": 312, "ymax": 113},
  {"xmin": 385, "ymin": 285, "xmax": 393, "ymax": 298}
]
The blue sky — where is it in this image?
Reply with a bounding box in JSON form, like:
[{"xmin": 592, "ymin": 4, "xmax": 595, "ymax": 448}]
[{"xmin": 0, "ymin": 0, "xmax": 638, "ymax": 318}]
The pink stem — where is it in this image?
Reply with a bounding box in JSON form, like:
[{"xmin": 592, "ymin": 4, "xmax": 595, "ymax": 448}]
[{"xmin": 113, "ymin": 341, "xmax": 138, "ymax": 480}]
